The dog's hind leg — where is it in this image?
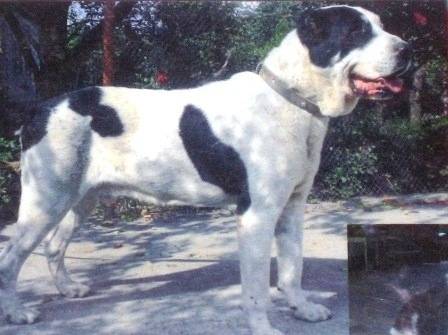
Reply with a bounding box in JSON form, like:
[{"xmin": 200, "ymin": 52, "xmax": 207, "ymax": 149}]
[
  {"xmin": 44, "ymin": 196, "xmax": 95, "ymax": 298},
  {"xmin": 0, "ymin": 183, "xmax": 75, "ymax": 324},
  {"xmin": 238, "ymin": 198, "xmax": 287, "ymax": 335},
  {"xmin": 275, "ymin": 191, "xmax": 332, "ymax": 322}
]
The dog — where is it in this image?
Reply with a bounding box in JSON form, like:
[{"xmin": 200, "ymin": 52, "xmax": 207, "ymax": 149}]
[
  {"xmin": 0, "ymin": 5, "xmax": 410, "ymax": 335},
  {"xmin": 390, "ymin": 274, "xmax": 448, "ymax": 335}
]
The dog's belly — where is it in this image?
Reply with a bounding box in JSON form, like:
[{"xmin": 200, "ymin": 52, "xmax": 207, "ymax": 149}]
[
  {"xmin": 84, "ymin": 134, "xmax": 236, "ymax": 209},
  {"xmin": 95, "ymin": 182, "xmax": 234, "ymax": 209}
]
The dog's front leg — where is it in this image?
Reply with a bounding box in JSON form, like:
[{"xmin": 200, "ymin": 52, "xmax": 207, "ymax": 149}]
[
  {"xmin": 238, "ymin": 204, "xmax": 284, "ymax": 335},
  {"xmin": 275, "ymin": 192, "xmax": 332, "ymax": 322}
]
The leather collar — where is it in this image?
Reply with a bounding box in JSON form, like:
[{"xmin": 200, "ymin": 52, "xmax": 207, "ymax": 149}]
[{"xmin": 258, "ymin": 65, "xmax": 323, "ymax": 117}]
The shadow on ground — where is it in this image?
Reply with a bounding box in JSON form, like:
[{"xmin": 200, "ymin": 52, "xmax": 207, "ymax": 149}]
[{"xmin": 0, "ymin": 207, "xmax": 348, "ymax": 335}]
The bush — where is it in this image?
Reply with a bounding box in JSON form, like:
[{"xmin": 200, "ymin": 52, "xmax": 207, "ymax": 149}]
[
  {"xmin": 93, "ymin": 197, "xmax": 148, "ymax": 223},
  {"xmin": 0, "ymin": 137, "xmax": 19, "ymax": 162},
  {"xmin": 313, "ymin": 109, "xmax": 448, "ymax": 200},
  {"xmin": 0, "ymin": 137, "xmax": 20, "ymax": 223},
  {"xmin": 317, "ymin": 145, "xmax": 378, "ymax": 199}
]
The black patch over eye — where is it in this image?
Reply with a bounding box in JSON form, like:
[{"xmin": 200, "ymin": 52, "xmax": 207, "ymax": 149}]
[
  {"xmin": 348, "ymin": 25, "xmax": 362, "ymax": 36},
  {"xmin": 344, "ymin": 20, "xmax": 372, "ymax": 48},
  {"xmin": 296, "ymin": 7, "xmax": 374, "ymax": 67},
  {"xmin": 349, "ymin": 21, "xmax": 370, "ymax": 37}
]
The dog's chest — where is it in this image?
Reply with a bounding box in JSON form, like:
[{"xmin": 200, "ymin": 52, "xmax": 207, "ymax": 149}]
[
  {"xmin": 281, "ymin": 111, "xmax": 329, "ymax": 192},
  {"xmin": 281, "ymin": 109, "xmax": 329, "ymax": 163}
]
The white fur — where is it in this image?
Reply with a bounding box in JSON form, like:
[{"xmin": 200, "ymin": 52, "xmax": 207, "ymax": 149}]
[
  {"xmin": 390, "ymin": 314, "xmax": 419, "ymax": 335},
  {"xmin": 0, "ymin": 6, "xmax": 405, "ymax": 334}
]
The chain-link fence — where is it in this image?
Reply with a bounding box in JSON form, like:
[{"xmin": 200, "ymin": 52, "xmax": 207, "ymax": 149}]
[{"xmin": 312, "ymin": 106, "xmax": 448, "ymax": 200}]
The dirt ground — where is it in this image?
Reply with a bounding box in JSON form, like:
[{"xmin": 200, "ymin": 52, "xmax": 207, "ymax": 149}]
[{"xmin": 0, "ymin": 193, "xmax": 446, "ymax": 335}]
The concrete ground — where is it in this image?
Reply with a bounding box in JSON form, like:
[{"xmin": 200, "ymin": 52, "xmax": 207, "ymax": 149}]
[{"xmin": 0, "ymin": 194, "xmax": 446, "ymax": 335}]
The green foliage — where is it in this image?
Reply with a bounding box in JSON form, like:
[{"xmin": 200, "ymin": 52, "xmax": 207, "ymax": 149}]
[
  {"xmin": 0, "ymin": 137, "xmax": 18, "ymax": 162},
  {"xmin": 319, "ymin": 145, "xmax": 378, "ymax": 199},
  {"xmin": 230, "ymin": 2, "xmax": 296, "ymax": 72},
  {"xmin": 314, "ymin": 112, "xmax": 448, "ymax": 200},
  {"xmin": 315, "ymin": 113, "xmax": 382, "ymax": 199},
  {"xmin": 379, "ymin": 119, "xmax": 426, "ymax": 143},
  {"xmin": 425, "ymin": 56, "xmax": 448, "ymax": 97},
  {"xmin": 111, "ymin": 2, "xmax": 242, "ymax": 88},
  {"xmin": 92, "ymin": 197, "xmax": 145, "ymax": 223},
  {"xmin": 112, "ymin": 198, "xmax": 147, "ymax": 222},
  {"xmin": 0, "ymin": 137, "xmax": 20, "ymax": 220},
  {"xmin": 0, "ymin": 172, "xmax": 12, "ymax": 206}
]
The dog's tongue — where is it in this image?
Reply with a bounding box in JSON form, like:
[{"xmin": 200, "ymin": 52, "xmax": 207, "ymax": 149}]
[{"xmin": 353, "ymin": 76, "xmax": 404, "ymax": 95}]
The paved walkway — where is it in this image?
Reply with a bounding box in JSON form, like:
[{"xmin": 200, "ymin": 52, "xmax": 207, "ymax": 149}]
[{"xmin": 0, "ymin": 194, "xmax": 446, "ymax": 335}]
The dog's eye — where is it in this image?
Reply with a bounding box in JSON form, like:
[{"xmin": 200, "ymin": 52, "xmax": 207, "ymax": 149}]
[
  {"xmin": 349, "ymin": 22, "xmax": 368, "ymax": 37},
  {"xmin": 347, "ymin": 28, "xmax": 360, "ymax": 38}
]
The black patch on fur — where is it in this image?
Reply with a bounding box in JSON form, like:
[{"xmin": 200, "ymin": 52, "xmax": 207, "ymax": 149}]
[
  {"xmin": 69, "ymin": 87, "xmax": 124, "ymax": 137},
  {"xmin": 296, "ymin": 7, "xmax": 374, "ymax": 67},
  {"xmin": 21, "ymin": 96, "xmax": 64, "ymax": 151},
  {"xmin": 179, "ymin": 105, "xmax": 251, "ymax": 214},
  {"xmin": 21, "ymin": 87, "xmax": 123, "ymax": 152}
]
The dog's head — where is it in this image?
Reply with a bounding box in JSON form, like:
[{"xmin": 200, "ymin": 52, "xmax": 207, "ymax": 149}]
[{"xmin": 292, "ymin": 5, "xmax": 412, "ymax": 116}]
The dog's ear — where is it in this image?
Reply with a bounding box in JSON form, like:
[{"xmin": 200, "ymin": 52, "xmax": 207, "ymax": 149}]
[
  {"xmin": 387, "ymin": 283, "xmax": 412, "ymax": 303},
  {"xmin": 295, "ymin": 9, "xmax": 329, "ymax": 46}
]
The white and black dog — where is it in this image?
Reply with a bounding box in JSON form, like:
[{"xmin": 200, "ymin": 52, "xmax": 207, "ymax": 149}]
[
  {"xmin": 390, "ymin": 274, "xmax": 448, "ymax": 335},
  {"xmin": 0, "ymin": 5, "xmax": 411, "ymax": 335}
]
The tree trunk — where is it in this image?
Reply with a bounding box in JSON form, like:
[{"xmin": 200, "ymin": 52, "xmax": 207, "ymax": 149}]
[
  {"xmin": 102, "ymin": 0, "xmax": 115, "ymax": 86},
  {"xmin": 443, "ymin": 78, "xmax": 448, "ymax": 116},
  {"xmin": 0, "ymin": 9, "xmax": 39, "ymax": 135},
  {"xmin": 409, "ymin": 65, "xmax": 426, "ymax": 125},
  {"xmin": 25, "ymin": 2, "xmax": 71, "ymax": 97}
]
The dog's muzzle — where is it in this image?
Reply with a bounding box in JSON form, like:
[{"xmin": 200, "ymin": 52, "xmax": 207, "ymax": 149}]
[{"xmin": 349, "ymin": 39, "xmax": 413, "ymax": 101}]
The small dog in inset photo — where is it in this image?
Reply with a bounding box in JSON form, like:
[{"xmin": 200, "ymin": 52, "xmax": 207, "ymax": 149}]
[
  {"xmin": 348, "ymin": 224, "xmax": 448, "ymax": 335},
  {"xmin": 390, "ymin": 273, "xmax": 448, "ymax": 335}
]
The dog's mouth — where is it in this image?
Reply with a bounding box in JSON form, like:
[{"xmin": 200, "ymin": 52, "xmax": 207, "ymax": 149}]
[
  {"xmin": 350, "ymin": 73, "xmax": 404, "ymax": 100},
  {"xmin": 349, "ymin": 66, "xmax": 410, "ymax": 100}
]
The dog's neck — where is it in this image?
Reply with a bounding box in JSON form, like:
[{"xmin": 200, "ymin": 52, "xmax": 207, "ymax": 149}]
[
  {"xmin": 258, "ymin": 65, "xmax": 324, "ymax": 117},
  {"xmin": 262, "ymin": 30, "xmax": 360, "ymax": 117}
]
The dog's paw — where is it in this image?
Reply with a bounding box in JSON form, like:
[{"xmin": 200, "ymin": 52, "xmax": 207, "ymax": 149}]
[
  {"xmin": 5, "ymin": 306, "xmax": 39, "ymax": 324},
  {"xmin": 292, "ymin": 301, "xmax": 332, "ymax": 322},
  {"xmin": 57, "ymin": 281, "xmax": 91, "ymax": 298}
]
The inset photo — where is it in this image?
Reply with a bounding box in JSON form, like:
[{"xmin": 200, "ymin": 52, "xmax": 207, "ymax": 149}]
[{"xmin": 348, "ymin": 224, "xmax": 448, "ymax": 335}]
